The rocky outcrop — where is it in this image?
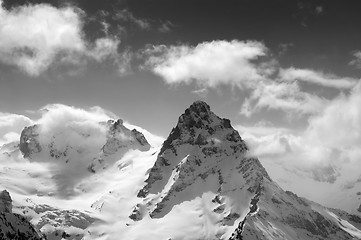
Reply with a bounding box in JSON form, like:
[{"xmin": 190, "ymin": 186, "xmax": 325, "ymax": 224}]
[
  {"xmin": 0, "ymin": 190, "xmax": 12, "ymax": 213},
  {"xmin": 19, "ymin": 125, "xmax": 42, "ymax": 158},
  {"xmin": 102, "ymin": 119, "xmax": 150, "ymax": 155},
  {"xmin": 88, "ymin": 119, "xmax": 151, "ymax": 172},
  {"xmin": 0, "ymin": 190, "xmax": 43, "ymax": 240}
]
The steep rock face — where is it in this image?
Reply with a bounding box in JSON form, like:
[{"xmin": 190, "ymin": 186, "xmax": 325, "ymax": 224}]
[
  {"xmin": 102, "ymin": 119, "xmax": 150, "ymax": 155},
  {"xmin": 139, "ymin": 101, "xmax": 264, "ymax": 196},
  {"xmin": 88, "ymin": 119, "xmax": 150, "ymax": 172},
  {"xmin": 19, "ymin": 125, "xmax": 42, "ymax": 158},
  {"xmin": 0, "ymin": 190, "xmax": 12, "ymax": 213},
  {"xmin": 0, "ymin": 190, "xmax": 43, "ymax": 240}
]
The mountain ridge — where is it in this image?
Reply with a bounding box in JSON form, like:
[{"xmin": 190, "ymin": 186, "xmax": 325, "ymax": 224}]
[{"xmin": 0, "ymin": 101, "xmax": 360, "ymax": 239}]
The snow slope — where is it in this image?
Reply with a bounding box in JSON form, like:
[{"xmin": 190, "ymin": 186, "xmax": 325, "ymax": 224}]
[{"xmin": 0, "ymin": 101, "xmax": 360, "ymax": 240}]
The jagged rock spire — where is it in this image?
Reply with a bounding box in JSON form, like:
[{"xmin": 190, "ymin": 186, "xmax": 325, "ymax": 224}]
[{"xmin": 0, "ymin": 190, "xmax": 12, "ymax": 213}]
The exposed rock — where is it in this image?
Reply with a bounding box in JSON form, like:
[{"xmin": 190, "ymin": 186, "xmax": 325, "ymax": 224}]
[
  {"xmin": 88, "ymin": 119, "xmax": 151, "ymax": 172},
  {"xmin": 0, "ymin": 191, "xmax": 43, "ymax": 240},
  {"xmin": 102, "ymin": 119, "xmax": 150, "ymax": 155},
  {"xmin": 18, "ymin": 203, "xmax": 96, "ymax": 240},
  {"xmin": 0, "ymin": 190, "xmax": 12, "ymax": 213},
  {"xmin": 0, "ymin": 212, "xmax": 44, "ymax": 240},
  {"xmin": 19, "ymin": 125, "xmax": 41, "ymax": 158}
]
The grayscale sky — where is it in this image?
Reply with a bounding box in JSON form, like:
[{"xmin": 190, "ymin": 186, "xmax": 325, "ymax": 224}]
[{"xmin": 0, "ymin": 0, "xmax": 360, "ymax": 138}]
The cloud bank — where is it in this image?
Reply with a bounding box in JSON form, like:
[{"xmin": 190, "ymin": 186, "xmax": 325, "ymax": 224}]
[
  {"xmin": 279, "ymin": 67, "xmax": 358, "ymax": 89},
  {"xmin": 0, "ymin": 104, "xmax": 164, "ymax": 196},
  {"xmin": 0, "ymin": 1, "xmax": 123, "ymax": 76},
  {"xmin": 144, "ymin": 40, "xmax": 270, "ymax": 87},
  {"xmin": 145, "ymin": 40, "xmax": 357, "ymax": 116},
  {"xmin": 237, "ymin": 82, "xmax": 361, "ymax": 185},
  {"xmin": 0, "ymin": 113, "xmax": 33, "ymax": 146}
]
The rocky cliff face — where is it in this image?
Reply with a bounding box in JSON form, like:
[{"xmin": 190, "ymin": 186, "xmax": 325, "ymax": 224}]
[
  {"xmin": 19, "ymin": 125, "xmax": 42, "ymax": 159},
  {"xmin": 88, "ymin": 119, "xmax": 150, "ymax": 172},
  {"xmin": 102, "ymin": 119, "xmax": 150, "ymax": 155},
  {"xmin": 0, "ymin": 190, "xmax": 12, "ymax": 213},
  {"xmin": 0, "ymin": 190, "xmax": 43, "ymax": 240}
]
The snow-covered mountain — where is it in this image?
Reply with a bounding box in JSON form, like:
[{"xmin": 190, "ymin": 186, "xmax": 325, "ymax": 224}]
[
  {"xmin": 0, "ymin": 101, "xmax": 360, "ymax": 239},
  {"xmin": 130, "ymin": 101, "xmax": 361, "ymax": 240},
  {"xmin": 1, "ymin": 118, "xmax": 151, "ymax": 240}
]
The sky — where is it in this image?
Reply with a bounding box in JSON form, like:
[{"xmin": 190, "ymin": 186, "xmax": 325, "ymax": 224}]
[{"xmin": 1, "ymin": 0, "xmax": 361, "ymax": 188}]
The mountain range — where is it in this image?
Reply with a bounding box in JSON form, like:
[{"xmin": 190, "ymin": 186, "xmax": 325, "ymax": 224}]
[{"xmin": 0, "ymin": 101, "xmax": 360, "ymax": 239}]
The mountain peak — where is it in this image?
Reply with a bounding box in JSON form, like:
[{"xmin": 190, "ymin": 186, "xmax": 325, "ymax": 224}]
[
  {"xmin": 187, "ymin": 100, "xmax": 211, "ymax": 115},
  {"xmin": 137, "ymin": 101, "xmax": 270, "ymax": 219}
]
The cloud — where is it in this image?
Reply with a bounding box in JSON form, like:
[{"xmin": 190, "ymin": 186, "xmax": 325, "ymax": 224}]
[
  {"xmin": 0, "ymin": 113, "xmax": 33, "ymax": 146},
  {"xmin": 88, "ymin": 37, "xmax": 120, "ymax": 62},
  {"xmin": 279, "ymin": 67, "xmax": 358, "ymax": 89},
  {"xmin": 144, "ymin": 40, "xmax": 270, "ymax": 88},
  {"xmin": 294, "ymin": 2, "xmax": 324, "ymax": 27},
  {"xmin": 305, "ymin": 83, "xmax": 361, "ymax": 153},
  {"xmin": 0, "ymin": 1, "xmax": 123, "ymax": 76},
  {"xmin": 158, "ymin": 20, "xmax": 174, "ymax": 33},
  {"xmin": 0, "ymin": 104, "xmax": 164, "ymax": 196},
  {"xmin": 37, "ymin": 104, "xmax": 112, "ymax": 133},
  {"xmin": 278, "ymin": 43, "xmax": 294, "ymax": 56},
  {"xmin": 237, "ymin": 82, "xmax": 361, "ymax": 185},
  {"xmin": 144, "ymin": 40, "xmax": 358, "ymax": 117},
  {"xmin": 191, "ymin": 88, "xmax": 209, "ymax": 98},
  {"xmin": 349, "ymin": 51, "xmax": 361, "ymax": 69},
  {"xmin": 240, "ymin": 81, "xmax": 327, "ymax": 117},
  {"xmin": 115, "ymin": 9, "xmax": 150, "ymax": 30},
  {"xmin": 29, "ymin": 104, "xmax": 115, "ymax": 195}
]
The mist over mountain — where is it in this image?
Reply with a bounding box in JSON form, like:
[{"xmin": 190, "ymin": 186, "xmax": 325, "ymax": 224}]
[{"xmin": 0, "ymin": 101, "xmax": 360, "ymax": 239}]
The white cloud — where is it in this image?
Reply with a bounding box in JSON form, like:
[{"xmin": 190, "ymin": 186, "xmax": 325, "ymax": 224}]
[
  {"xmin": 145, "ymin": 40, "xmax": 270, "ymax": 88},
  {"xmin": 115, "ymin": 9, "xmax": 150, "ymax": 30},
  {"xmin": 145, "ymin": 40, "xmax": 359, "ymax": 117},
  {"xmin": 88, "ymin": 37, "xmax": 120, "ymax": 62},
  {"xmin": 191, "ymin": 88, "xmax": 209, "ymax": 98},
  {"xmin": 240, "ymin": 81, "xmax": 327, "ymax": 117},
  {"xmin": 349, "ymin": 51, "xmax": 361, "ymax": 69},
  {"xmin": 0, "ymin": 113, "xmax": 33, "ymax": 146},
  {"xmin": 0, "ymin": 1, "xmax": 123, "ymax": 76},
  {"xmin": 279, "ymin": 67, "xmax": 358, "ymax": 89},
  {"xmin": 158, "ymin": 20, "xmax": 174, "ymax": 33},
  {"xmin": 305, "ymin": 82, "xmax": 361, "ymax": 153},
  {"xmin": 0, "ymin": 1, "xmax": 85, "ymax": 75},
  {"xmin": 315, "ymin": 6, "xmax": 323, "ymax": 15},
  {"xmin": 238, "ymin": 83, "xmax": 361, "ymax": 185},
  {"xmin": 37, "ymin": 104, "xmax": 112, "ymax": 134},
  {"xmin": 0, "ymin": 104, "xmax": 164, "ymax": 196}
]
